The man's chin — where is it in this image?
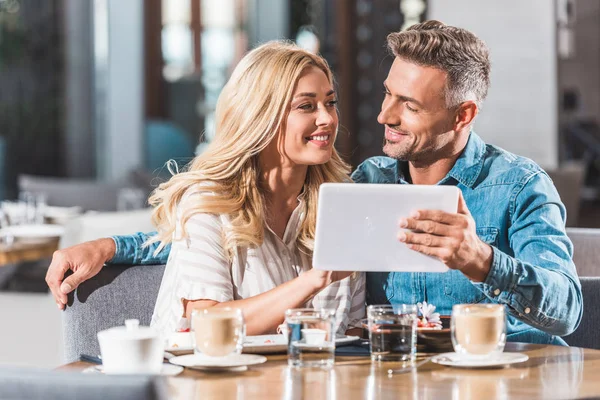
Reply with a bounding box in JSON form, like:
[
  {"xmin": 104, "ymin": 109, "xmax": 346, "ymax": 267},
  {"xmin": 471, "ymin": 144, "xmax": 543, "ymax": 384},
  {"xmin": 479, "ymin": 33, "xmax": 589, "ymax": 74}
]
[{"xmin": 383, "ymin": 142, "xmax": 410, "ymax": 161}]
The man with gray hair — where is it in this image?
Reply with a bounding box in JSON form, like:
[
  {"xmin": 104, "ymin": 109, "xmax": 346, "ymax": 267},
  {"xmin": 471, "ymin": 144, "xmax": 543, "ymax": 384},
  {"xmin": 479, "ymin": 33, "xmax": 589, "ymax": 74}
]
[
  {"xmin": 47, "ymin": 20, "xmax": 581, "ymax": 345},
  {"xmin": 353, "ymin": 20, "xmax": 581, "ymax": 344}
]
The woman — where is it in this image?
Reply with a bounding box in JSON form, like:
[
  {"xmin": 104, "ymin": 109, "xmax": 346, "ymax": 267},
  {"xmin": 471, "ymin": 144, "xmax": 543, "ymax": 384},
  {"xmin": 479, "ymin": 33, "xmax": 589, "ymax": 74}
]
[{"xmin": 147, "ymin": 41, "xmax": 365, "ymax": 337}]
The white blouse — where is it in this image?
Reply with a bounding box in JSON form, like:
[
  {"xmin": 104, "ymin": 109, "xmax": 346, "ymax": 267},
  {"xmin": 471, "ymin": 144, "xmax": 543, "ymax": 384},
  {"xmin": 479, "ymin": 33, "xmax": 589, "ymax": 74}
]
[{"xmin": 151, "ymin": 189, "xmax": 366, "ymax": 338}]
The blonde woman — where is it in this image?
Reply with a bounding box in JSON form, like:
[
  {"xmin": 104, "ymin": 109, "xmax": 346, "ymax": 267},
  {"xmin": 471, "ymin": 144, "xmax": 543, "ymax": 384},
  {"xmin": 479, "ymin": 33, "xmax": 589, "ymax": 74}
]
[{"xmin": 48, "ymin": 41, "xmax": 365, "ymax": 337}]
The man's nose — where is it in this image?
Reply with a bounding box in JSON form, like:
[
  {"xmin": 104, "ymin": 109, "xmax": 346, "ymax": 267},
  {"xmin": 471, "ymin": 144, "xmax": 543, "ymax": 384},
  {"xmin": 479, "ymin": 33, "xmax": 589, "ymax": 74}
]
[{"xmin": 378, "ymin": 102, "xmax": 400, "ymax": 126}]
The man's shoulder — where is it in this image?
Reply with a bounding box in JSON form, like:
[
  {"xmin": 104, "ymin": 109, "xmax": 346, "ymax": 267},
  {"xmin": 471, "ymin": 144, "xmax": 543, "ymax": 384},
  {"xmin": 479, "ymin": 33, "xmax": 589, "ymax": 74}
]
[
  {"xmin": 352, "ymin": 156, "xmax": 399, "ymax": 184},
  {"xmin": 480, "ymin": 144, "xmax": 547, "ymax": 187}
]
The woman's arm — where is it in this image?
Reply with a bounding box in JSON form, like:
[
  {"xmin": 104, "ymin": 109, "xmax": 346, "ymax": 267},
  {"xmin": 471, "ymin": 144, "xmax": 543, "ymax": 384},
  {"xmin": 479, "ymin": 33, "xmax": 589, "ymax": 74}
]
[{"xmin": 185, "ymin": 269, "xmax": 350, "ymax": 336}]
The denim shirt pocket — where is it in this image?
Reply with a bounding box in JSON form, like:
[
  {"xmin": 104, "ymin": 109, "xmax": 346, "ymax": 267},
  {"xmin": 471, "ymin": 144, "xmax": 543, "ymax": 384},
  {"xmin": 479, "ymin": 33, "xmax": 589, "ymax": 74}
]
[{"xmin": 443, "ymin": 227, "xmax": 500, "ymax": 304}]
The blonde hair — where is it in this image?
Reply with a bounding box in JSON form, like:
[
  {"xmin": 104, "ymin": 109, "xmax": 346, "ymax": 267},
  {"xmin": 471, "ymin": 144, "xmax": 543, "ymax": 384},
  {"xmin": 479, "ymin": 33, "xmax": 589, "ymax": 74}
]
[
  {"xmin": 387, "ymin": 20, "xmax": 490, "ymax": 108},
  {"xmin": 148, "ymin": 40, "xmax": 351, "ymax": 258}
]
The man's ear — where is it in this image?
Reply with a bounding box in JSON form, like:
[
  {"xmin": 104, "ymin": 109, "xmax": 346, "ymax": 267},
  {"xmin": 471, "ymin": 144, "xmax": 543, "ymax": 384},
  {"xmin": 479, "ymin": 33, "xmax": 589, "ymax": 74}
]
[{"xmin": 453, "ymin": 101, "xmax": 478, "ymax": 131}]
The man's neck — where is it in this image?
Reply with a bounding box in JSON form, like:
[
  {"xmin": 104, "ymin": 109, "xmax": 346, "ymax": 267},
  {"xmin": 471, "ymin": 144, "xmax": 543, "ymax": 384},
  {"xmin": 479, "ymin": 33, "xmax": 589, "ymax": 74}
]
[{"xmin": 407, "ymin": 130, "xmax": 470, "ymax": 185}]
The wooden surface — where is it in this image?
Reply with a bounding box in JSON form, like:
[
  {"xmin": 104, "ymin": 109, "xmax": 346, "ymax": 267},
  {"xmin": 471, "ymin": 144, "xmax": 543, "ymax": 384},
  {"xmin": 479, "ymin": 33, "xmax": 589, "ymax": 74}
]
[
  {"xmin": 61, "ymin": 343, "xmax": 600, "ymax": 399},
  {"xmin": 0, "ymin": 238, "xmax": 58, "ymax": 267}
]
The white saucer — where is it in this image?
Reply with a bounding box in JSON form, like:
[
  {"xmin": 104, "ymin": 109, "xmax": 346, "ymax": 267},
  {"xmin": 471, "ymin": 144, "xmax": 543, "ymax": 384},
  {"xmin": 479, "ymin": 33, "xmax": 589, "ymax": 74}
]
[
  {"xmin": 82, "ymin": 363, "xmax": 183, "ymax": 376},
  {"xmin": 169, "ymin": 353, "xmax": 267, "ymax": 371},
  {"xmin": 431, "ymin": 352, "xmax": 529, "ymax": 368}
]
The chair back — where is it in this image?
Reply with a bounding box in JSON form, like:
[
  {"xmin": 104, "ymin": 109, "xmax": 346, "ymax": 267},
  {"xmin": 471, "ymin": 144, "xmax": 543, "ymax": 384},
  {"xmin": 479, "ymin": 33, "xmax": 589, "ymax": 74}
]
[
  {"xmin": 564, "ymin": 277, "xmax": 600, "ymax": 349},
  {"xmin": 567, "ymin": 227, "xmax": 600, "ymax": 277},
  {"xmin": 62, "ymin": 263, "xmax": 165, "ymax": 363}
]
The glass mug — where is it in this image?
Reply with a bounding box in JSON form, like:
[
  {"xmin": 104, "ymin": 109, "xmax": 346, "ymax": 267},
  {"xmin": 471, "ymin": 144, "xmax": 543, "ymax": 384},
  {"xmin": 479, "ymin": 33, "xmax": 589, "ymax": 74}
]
[
  {"xmin": 451, "ymin": 304, "xmax": 506, "ymax": 360},
  {"xmin": 191, "ymin": 307, "xmax": 245, "ymax": 357}
]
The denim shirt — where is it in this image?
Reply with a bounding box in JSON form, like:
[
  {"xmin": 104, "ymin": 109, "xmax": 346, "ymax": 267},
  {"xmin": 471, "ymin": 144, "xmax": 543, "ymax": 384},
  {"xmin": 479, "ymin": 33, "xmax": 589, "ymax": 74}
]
[
  {"xmin": 111, "ymin": 132, "xmax": 582, "ymax": 345},
  {"xmin": 352, "ymin": 132, "xmax": 582, "ymax": 345}
]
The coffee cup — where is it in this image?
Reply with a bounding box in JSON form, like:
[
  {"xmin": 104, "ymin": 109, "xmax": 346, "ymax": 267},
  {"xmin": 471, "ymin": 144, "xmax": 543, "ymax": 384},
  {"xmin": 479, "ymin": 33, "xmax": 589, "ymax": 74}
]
[
  {"xmin": 97, "ymin": 319, "xmax": 163, "ymax": 374},
  {"xmin": 451, "ymin": 304, "xmax": 506, "ymax": 360},
  {"xmin": 191, "ymin": 307, "xmax": 244, "ymax": 357}
]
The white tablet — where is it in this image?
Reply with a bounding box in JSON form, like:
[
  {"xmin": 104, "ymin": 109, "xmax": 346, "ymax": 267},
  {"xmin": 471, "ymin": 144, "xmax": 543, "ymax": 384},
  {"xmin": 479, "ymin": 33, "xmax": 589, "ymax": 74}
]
[{"xmin": 313, "ymin": 183, "xmax": 460, "ymax": 273}]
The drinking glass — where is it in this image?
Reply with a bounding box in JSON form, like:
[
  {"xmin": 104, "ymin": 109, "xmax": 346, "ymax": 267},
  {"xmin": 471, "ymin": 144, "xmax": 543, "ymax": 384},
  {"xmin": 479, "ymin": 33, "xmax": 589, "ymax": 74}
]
[
  {"xmin": 367, "ymin": 304, "xmax": 417, "ymax": 362},
  {"xmin": 191, "ymin": 307, "xmax": 244, "ymax": 357},
  {"xmin": 285, "ymin": 308, "xmax": 336, "ymax": 369},
  {"xmin": 451, "ymin": 304, "xmax": 506, "ymax": 360}
]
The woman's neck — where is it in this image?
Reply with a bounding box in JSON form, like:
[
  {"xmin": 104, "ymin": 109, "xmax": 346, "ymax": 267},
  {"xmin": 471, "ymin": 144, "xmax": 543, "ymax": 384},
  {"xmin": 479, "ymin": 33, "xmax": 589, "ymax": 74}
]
[{"xmin": 261, "ymin": 163, "xmax": 307, "ymax": 206}]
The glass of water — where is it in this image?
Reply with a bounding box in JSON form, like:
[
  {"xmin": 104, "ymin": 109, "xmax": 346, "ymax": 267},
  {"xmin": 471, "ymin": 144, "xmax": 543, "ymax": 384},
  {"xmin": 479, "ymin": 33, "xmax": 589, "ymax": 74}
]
[
  {"xmin": 285, "ymin": 308, "xmax": 336, "ymax": 369},
  {"xmin": 367, "ymin": 304, "xmax": 417, "ymax": 362}
]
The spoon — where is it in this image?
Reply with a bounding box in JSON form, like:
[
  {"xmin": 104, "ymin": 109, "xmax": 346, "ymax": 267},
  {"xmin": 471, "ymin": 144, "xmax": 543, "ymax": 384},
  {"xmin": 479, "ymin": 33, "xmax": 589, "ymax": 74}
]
[{"xmin": 387, "ymin": 356, "xmax": 433, "ymax": 376}]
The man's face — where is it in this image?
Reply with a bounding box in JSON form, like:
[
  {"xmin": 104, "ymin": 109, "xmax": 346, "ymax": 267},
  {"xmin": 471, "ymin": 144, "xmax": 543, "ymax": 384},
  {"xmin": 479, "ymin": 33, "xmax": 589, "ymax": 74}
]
[{"xmin": 378, "ymin": 57, "xmax": 458, "ymax": 163}]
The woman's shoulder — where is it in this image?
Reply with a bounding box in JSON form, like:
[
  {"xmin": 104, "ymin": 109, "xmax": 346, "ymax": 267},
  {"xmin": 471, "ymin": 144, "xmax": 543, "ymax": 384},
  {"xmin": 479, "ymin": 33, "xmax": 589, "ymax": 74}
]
[{"xmin": 177, "ymin": 182, "xmax": 226, "ymax": 222}]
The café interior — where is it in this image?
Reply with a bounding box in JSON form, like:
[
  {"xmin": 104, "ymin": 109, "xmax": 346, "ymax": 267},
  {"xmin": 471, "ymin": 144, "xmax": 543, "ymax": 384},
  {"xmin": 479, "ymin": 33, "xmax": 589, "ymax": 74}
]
[{"xmin": 1, "ymin": 0, "xmax": 600, "ymax": 398}]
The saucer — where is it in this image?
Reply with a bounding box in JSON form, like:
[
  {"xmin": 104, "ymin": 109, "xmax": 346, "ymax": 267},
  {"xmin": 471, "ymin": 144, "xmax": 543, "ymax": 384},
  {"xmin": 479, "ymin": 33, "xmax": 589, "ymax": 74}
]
[
  {"xmin": 82, "ymin": 363, "xmax": 184, "ymax": 376},
  {"xmin": 169, "ymin": 353, "xmax": 267, "ymax": 371},
  {"xmin": 431, "ymin": 352, "xmax": 529, "ymax": 368}
]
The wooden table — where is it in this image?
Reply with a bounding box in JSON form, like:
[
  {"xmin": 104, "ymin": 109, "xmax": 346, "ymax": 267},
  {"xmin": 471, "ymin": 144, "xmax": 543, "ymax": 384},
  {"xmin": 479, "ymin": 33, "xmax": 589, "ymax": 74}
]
[
  {"xmin": 0, "ymin": 238, "xmax": 58, "ymax": 267},
  {"xmin": 61, "ymin": 343, "xmax": 600, "ymax": 399}
]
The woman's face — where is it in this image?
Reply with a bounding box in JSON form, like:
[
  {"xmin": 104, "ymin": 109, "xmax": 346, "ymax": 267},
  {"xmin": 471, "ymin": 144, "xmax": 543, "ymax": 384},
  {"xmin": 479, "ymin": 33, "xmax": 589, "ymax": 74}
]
[{"xmin": 264, "ymin": 66, "xmax": 338, "ymax": 168}]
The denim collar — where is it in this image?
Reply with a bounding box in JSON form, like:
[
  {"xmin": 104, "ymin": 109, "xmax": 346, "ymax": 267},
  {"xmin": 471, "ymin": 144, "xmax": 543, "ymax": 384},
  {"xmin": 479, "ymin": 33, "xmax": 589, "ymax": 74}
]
[{"xmin": 396, "ymin": 131, "xmax": 486, "ymax": 188}]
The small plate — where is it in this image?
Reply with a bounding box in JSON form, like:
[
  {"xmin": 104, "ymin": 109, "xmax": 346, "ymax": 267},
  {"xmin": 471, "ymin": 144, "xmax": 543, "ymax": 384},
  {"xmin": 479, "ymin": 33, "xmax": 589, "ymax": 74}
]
[
  {"xmin": 417, "ymin": 316, "xmax": 452, "ymax": 352},
  {"xmin": 169, "ymin": 353, "xmax": 267, "ymax": 371},
  {"xmin": 243, "ymin": 334, "xmax": 361, "ymax": 354},
  {"xmin": 82, "ymin": 364, "xmax": 183, "ymax": 376},
  {"xmin": 360, "ymin": 316, "xmax": 453, "ymax": 352},
  {"xmin": 431, "ymin": 352, "xmax": 529, "ymax": 368}
]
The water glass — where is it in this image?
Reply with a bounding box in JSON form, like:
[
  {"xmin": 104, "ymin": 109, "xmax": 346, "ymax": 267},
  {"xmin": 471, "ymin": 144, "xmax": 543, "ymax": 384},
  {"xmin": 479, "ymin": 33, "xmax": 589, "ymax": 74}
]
[
  {"xmin": 191, "ymin": 307, "xmax": 245, "ymax": 357},
  {"xmin": 451, "ymin": 304, "xmax": 506, "ymax": 360},
  {"xmin": 367, "ymin": 304, "xmax": 417, "ymax": 362},
  {"xmin": 285, "ymin": 308, "xmax": 336, "ymax": 369}
]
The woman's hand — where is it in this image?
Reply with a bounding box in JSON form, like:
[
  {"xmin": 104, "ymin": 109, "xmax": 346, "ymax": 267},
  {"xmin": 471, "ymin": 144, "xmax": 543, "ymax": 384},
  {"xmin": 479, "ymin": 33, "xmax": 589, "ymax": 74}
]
[{"xmin": 306, "ymin": 269, "xmax": 354, "ymax": 291}]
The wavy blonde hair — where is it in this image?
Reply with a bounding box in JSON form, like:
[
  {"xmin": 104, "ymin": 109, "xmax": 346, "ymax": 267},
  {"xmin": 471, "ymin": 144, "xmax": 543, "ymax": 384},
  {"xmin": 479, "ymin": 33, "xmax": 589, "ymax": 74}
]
[{"xmin": 148, "ymin": 41, "xmax": 351, "ymax": 258}]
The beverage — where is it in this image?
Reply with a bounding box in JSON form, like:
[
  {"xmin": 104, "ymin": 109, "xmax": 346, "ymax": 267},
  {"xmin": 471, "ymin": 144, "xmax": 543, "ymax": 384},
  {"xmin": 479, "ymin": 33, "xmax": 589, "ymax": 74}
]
[
  {"xmin": 367, "ymin": 305, "xmax": 417, "ymax": 362},
  {"xmin": 191, "ymin": 308, "xmax": 244, "ymax": 357},
  {"xmin": 451, "ymin": 304, "xmax": 506, "ymax": 359},
  {"xmin": 285, "ymin": 309, "xmax": 336, "ymax": 369}
]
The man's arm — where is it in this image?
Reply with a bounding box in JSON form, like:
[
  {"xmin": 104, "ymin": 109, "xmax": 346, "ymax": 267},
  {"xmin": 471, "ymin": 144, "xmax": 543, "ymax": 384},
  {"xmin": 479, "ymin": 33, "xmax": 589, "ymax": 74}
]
[
  {"xmin": 398, "ymin": 173, "xmax": 582, "ymax": 336},
  {"xmin": 472, "ymin": 172, "xmax": 582, "ymax": 336},
  {"xmin": 46, "ymin": 231, "xmax": 170, "ymax": 309},
  {"xmin": 110, "ymin": 231, "xmax": 170, "ymax": 265}
]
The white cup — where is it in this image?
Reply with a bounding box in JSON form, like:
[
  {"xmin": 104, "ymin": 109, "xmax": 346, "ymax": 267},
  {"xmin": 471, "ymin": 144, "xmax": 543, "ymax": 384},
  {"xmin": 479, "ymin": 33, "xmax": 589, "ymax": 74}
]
[
  {"xmin": 301, "ymin": 328, "xmax": 327, "ymax": 345},
  {"xmin": 97, "ymin": 319, "xmax": 163, "ymax": 374}
]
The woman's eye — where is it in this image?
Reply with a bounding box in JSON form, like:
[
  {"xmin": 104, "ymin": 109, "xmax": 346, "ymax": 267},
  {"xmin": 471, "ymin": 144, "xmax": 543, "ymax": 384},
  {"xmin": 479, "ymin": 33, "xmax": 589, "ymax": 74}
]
[
  {"xmin": 327, "ymin": 99, "xmax": 338, "ymax": 107},
  {"xmin": 298, "ymin": 103, "xmax": 313, "ymax": 110}
]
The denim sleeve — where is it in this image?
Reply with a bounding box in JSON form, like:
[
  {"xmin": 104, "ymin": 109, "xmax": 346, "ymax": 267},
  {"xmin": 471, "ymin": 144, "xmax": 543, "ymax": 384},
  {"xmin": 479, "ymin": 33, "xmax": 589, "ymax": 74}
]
[
  {"xmin": 473, "ymin": 172, "xmax": 583, "ymax": 336},
  {"xmin": 109, "ymin": 231, "xmax": 171, "ymax": 265}
]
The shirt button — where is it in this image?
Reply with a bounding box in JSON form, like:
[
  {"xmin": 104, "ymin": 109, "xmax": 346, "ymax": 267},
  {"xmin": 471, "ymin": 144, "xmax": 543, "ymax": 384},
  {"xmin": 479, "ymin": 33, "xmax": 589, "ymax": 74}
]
[
  {"xmin": 524, "ymin": 307, "xmax": 531, "ymax": 314},
  {"xmin": 493, "ymin": 289, "xmax": 500, "ymax": 296}
]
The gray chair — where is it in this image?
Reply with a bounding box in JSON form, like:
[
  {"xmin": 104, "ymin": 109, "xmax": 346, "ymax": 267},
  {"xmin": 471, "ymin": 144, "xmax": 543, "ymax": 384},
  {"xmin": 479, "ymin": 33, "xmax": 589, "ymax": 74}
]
[
  {"xmin": 567, "ymin": 227, "xmax": 600, "ymax": 277},
  {"xmin": 0, "ymin": 366, "xmax": 168, "ymax": 400},
  {"xmin": 62, "ymin": 264, "xmax": 165, "ymax": 363},
  {"xmin": 563, "ymin": 277, "xmax": 600, "ymax": 349}
]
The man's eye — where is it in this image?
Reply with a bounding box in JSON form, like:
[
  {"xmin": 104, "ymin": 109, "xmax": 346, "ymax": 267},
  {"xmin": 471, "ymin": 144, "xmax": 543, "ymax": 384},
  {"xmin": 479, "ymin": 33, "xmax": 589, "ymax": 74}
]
[{"xmin": 406, "ymin": 103, "xmax": 418, "ymax": 112}]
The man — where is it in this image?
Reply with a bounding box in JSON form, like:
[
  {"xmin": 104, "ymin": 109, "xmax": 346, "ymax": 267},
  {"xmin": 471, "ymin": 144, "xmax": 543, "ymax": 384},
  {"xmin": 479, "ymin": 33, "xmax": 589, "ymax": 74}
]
[{"xmin": 47, "ymin": 21, "xmax": 581, "ymax": 344}]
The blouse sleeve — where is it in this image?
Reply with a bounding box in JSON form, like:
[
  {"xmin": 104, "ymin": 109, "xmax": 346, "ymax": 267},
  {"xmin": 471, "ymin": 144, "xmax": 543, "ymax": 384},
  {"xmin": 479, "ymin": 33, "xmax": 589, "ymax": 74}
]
[{"xmin": 170, "ymin": 194, "xmax": 234, "ymax": 304}]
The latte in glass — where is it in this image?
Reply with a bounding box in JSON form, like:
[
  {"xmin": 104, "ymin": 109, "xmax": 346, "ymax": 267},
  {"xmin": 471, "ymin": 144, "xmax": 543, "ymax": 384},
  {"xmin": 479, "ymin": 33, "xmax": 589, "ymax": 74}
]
[{"xmin": 451, "ymin": 304, "xmax": 506, "ymax": 360}]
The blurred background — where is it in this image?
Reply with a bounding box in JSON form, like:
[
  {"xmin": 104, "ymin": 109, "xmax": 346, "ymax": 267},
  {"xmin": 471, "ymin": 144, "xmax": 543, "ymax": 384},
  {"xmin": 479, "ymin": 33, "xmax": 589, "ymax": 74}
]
[{"xmin": 0, "ymin": 0, "xmax": 598, "ymax": 366}]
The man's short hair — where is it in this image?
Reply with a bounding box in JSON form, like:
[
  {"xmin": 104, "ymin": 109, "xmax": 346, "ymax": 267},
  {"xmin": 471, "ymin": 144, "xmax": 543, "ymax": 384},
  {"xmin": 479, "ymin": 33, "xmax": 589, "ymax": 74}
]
[{"xmin": 386, "ymin": 20, "xmax": 491, "ymax": 108}]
